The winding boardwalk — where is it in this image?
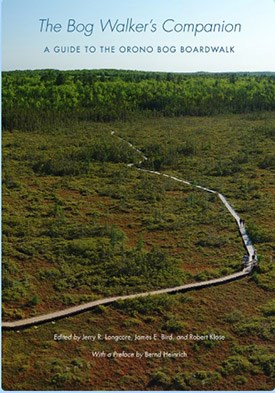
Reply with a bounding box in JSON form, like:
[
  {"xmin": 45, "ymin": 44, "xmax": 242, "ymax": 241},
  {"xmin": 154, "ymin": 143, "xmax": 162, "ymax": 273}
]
[{"xmin": 2, "ymin": 132, "xmax": 258, "ymax": 330}]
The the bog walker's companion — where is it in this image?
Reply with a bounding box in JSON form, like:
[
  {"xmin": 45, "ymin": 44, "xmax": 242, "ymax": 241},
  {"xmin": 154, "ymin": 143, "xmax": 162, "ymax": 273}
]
[{"xmin": 2, "ymin": 0, "xmax": 275, "ymax": 391}]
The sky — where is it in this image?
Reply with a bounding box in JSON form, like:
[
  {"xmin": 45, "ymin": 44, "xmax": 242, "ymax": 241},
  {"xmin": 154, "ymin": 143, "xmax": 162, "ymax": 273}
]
[{"xmin": 2, "ymin": 0, "xmax": 275, "ymax": 72}]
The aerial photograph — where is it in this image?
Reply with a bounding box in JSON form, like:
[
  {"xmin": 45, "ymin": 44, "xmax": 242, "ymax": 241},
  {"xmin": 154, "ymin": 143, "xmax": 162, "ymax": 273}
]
[{"xmin": 2, "ymin": 0, "xmax": 275, "ymax": 391}]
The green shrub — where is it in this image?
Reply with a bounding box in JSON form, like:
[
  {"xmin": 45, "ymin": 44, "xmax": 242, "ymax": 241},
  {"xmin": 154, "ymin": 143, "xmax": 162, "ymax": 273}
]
[
  {"xmin": 71, "ymin": 358, "xmax": 85, "ymax": 369},
  {"xmin": 177, "ymin": 141, "xmax": 196, "ymax": 156},
  {"xmin": 246, "ymin": 223, "xmax": 273, "ymax": 243},
  {"xmin": 170, "ymin": 374, "xmax": 189, "ymax": 390},
  {"xmin": 233, "ymin": 375, "xmax": 248, "ymax": 385},
  {"xmin": 162, "ymin": 316, "xmax": 186, "ymax": 333},
  {"xmin": 33, "ymin": 156, "xmax": 89, "ymax": 176},
  {"xmin": 255, "ymin": 355, "xmax": 275, "ymax": 377},
  {"xmin": 223, "ymin": 309, "xmax": 245, "ymax": 323},
  {"xmin": 259, "ymin": 154, "xmax": 275, "ymax": 169},
  {"xmin": 2, "ymin": 277, "xmax": 29, "ymax": 301},
  {"xmin": 170, "ymin": 370, "xmax": 221, "ymax": 390},
  {"xmin": 38, "ymin": 268, "xmax": 61, "ymax": 280},
  {"xmin": 234, "ymin": 316, "xmax": 274, "ymax": 340},
  {"xmin": 29, "ymin": 295, "xmax": 40, "ymax": 306},
  {"xmin": 68, "ymin": 238, "xmax": 111, "ymax": 261},
  {"xmin": 231, "ymin": 344, "xmax": 274, "ymax": 377},
  {"xmin": 136, "ymin": 176, "xmax": 165, "ymax": 202},
  {"xmin": 2, "ymin": 172, "xmax": 21, "ymax": 189},
  {"xmin": 252, "ymin": 262, "xmax": 275, "ymax": 290},
  {"xmin": 150, "ymin": 370, "xmax": 171, "ymax": 387},
  {"xmin": 222, "ymin": 355, "xmax": 253, "ymax": 375},
  {"xmin": 51, "ymin": 372, "xmax": 70, "ymax": 387},
  {"xmin": 260, "ymin": 299, "xmax": 275, "ymax": 316},
  {"xmin": 209, "ymin": 159, "xmax": 241, "ymax": 176},
  {"xmin": 2, "ymin": 258, "xmax": 18, "ymax": 275}
]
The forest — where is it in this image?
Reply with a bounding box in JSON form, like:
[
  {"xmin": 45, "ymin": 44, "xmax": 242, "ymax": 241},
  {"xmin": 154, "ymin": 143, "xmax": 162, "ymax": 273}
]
[{"xmin": 2, "ymin": 69, "xmax": 275, "ymax": 131}]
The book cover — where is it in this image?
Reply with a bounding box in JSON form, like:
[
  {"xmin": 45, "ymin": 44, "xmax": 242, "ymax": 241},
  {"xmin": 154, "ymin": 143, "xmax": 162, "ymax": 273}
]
[{"xmin": 2, "ymin": 0, "xmax": 275, "ymax": 391}]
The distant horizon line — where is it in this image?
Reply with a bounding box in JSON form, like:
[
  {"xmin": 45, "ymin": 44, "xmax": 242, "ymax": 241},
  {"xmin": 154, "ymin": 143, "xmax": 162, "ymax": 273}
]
[{"xmin": 3, "ymin": 67, "xmax": 275, "ymax": 74}]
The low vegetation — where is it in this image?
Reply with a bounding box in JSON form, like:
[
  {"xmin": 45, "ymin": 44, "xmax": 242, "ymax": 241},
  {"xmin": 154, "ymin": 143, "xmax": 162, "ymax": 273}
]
[{"xmin": 2, "ymin": 70, "xmax": 275, "ymax": 390}]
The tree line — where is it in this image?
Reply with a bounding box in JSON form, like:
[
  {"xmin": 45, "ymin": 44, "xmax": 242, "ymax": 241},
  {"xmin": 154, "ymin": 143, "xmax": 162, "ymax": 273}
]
[{"xmin": 3, "ymin": 69, "xmax": 275, "ymax": 130}]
